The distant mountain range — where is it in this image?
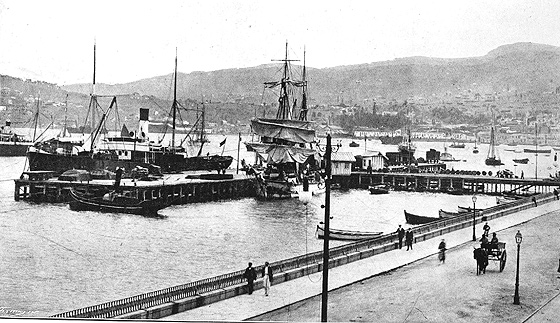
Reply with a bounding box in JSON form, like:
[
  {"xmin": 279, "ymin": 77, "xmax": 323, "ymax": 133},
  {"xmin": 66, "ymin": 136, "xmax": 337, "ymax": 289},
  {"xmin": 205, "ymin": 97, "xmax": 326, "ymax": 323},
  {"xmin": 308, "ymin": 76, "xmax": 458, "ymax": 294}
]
[{"xmin": 61, "ymin": 42, "xmax": 560, "ymax": 105}]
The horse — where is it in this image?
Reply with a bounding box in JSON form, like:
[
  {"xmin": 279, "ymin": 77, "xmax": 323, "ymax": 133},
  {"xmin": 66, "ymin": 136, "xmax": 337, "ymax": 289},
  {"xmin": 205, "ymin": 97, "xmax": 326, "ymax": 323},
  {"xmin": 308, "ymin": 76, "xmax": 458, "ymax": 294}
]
[{"xmin": 473, "ymin": 247, "xmax": 488, "ymax": 275}]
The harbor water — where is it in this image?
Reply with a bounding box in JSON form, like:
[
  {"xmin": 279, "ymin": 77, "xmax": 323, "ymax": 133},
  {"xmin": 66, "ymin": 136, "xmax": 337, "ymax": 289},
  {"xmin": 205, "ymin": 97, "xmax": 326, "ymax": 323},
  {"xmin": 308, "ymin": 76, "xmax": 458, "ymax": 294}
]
[{"xmin": 0, "ymin": 135, "xmax": 558, "ymax": 316}]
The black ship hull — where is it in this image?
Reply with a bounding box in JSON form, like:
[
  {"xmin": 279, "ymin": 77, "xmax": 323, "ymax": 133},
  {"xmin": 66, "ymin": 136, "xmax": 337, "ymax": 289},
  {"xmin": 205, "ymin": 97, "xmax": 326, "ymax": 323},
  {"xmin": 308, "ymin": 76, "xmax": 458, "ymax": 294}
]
[
  {"xmin": 379, "ymin": 136, "xmax": 403, "ymax": 145},
  {"xmin": 0, "ymin": 142, "xmax": 32, "ymax": 156},
  {"xmin": 68, "ymin": 188, "xmax": 168, "ymax": 216},
  {"xmin": 27, "ymin": 150, "xmax": 233, "ymax": 175}
]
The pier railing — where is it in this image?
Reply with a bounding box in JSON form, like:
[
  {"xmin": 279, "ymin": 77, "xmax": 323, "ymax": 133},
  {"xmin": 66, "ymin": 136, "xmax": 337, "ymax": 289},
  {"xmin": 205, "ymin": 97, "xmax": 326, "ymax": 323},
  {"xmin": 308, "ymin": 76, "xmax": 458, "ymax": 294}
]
[{"xmin": 51, "ymin": 192, "xmax": 555, "ymax": 318}]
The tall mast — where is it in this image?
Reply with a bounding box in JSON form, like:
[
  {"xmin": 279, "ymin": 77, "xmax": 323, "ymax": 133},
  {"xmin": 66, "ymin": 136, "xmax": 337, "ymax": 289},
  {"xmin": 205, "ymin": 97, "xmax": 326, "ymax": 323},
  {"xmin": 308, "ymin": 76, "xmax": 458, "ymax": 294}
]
[
  {"xmin": 90, "ymin": 40, "xmax": 97, "ymax": 135},
  {"xmin": 535, "ymin": 122, "xmax": 538, "ymax": 179},
  {"xmin": 269, "ymin": 41, "xmax": 299, "ymax": 120},
  {"xmin": 298, "ymin": 47, "xmax": 308, "ymax": 121},
  {"xmin": 92, "ymin": 39, "xmax": 96, "ymax": 96},
  {"xmin": 196, "ymin": 101, "xmax": 206, "ymax": 157},
  {"xmin": 63, "ymin": 94, "xmax": 68, "ymax": 137},
  {"xmin": 32, "ymin": 94, "xmax": 40, "ymax": 142},
  {"xmin": 171, "ymin": 48, "xmax": 178, "ymax": 150}
]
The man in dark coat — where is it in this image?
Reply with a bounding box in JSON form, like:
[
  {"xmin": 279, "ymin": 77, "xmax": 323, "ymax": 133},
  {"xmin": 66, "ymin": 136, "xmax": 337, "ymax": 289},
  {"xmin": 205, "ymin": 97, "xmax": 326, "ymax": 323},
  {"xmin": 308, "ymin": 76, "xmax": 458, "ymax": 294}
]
[
  {"xmin": 396, "ymin": 225, "xmax": 405, "ymax": 249},
  {"xmin": 405, "ymin": 228, "xmax": 414, "ymax": 251},
  {"xmin": 243, "ymin": 262, "xmax": 257, "ymax": 295}
]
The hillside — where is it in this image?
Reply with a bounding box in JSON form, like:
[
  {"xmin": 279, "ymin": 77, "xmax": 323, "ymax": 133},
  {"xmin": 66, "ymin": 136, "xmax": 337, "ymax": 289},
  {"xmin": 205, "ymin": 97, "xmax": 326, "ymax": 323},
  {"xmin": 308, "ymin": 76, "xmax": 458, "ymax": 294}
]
[
  {"xmin": 3, "ymin": 42, "xmax": 560, "ymax": 132},
  {"xmin": 61, "ymin": 42, "xmax": 560, "ymax": 104}
]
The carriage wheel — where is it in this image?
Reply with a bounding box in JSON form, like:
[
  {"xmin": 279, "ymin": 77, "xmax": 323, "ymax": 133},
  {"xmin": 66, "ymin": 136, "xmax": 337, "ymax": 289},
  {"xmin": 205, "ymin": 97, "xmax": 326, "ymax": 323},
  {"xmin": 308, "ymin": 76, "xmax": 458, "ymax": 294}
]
[{"xmin": 499, "ymin": 250, "xmax": 507, "ymax": 272}]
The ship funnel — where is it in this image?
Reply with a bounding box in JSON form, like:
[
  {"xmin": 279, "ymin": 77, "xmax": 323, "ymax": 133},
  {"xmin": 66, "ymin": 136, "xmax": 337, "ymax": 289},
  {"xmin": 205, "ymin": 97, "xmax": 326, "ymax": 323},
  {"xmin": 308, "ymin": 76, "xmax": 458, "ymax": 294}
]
[{"xmin": 138, "ymin": 108, "xmax": 149, "ymax": 139}]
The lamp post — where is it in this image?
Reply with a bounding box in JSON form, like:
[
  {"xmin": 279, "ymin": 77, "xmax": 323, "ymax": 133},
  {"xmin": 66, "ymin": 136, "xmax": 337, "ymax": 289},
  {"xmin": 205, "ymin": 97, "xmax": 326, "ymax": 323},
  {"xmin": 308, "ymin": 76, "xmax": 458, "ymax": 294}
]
[
  {"xmin": 316, "ymin": 134, "xmax": 340, "ymax": 322},
  {"xmin": 514, "ymin": 230, "xmax": 523, "ymax": 305},
  {"xmin": 321, "ymin": 134, "xmax": 333, "ymax": 322},
  {"xmin": 472, "ymin": 196, "xmax": 477, "ymax": 241}
]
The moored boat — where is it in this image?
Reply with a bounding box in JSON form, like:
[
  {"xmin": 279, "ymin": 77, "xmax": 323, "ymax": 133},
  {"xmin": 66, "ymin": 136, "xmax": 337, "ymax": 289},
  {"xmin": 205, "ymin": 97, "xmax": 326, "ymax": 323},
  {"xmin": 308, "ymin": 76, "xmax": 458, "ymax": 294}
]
[
  {"xmin": 485, "ymin": 126, "xmax": 503, "ymax": 166},
  {"xmin": 27, "ymin": 48, "xmax": 232, "ymax": 175},
  {"xmin": 496, "ymin": 195, "xmax": 521, "ymax": 204},
  {"xmin": 244, "ymin": 43, "xmax": 320, "ymax": 199},
  {"xmin": 316, "ymin": 223, "xmax": 383, "ymax": 241},
  {"xmin": 0, "ymin": 121, "xmax": 34, "ymax": 156},
  {"xmin": 523, "ymin": 148, "xmax": 551, "ymax": 154},
  {"xmin": 438, "ymin": 209, "xmax": 460, "ymax": 218},
  {"xmin": 450, "ymin": 142, "xmax": 465, "ymax": 148},
  {"xmin": 379, "ymin": 135, "xmax": 403, "ymax": 145},
  {"xmin": 368, "ymin": 184, "xmax": 390, "ymax": 194},
  {"xmin": 404, "ymin": 210, "xmax": 438, "ymax": 225},
  {"xmin": 349, "ymin": 141, "xmax": 360, "ymax": 147},
  {"xmin": 457, "ymin": 205, "xmax": 482, "ymax": 214},
  {"xmin": 512, "ymin": 158, "xmax": 529, "ymax": 164},
  {"xmin": 68, "ymin": 188, "xmax": 169, "ymax": 216}
]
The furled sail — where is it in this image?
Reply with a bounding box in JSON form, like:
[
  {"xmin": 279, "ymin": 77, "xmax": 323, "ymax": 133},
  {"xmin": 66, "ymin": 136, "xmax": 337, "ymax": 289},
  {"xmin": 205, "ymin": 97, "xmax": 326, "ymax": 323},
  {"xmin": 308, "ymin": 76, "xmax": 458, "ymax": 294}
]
[
  {"xmin": 250, "ymin": 119, "xmax": 315, "ymax": 144},
  {"xmin": 245, "ymin": 142, "xmax": 316, "ymax": 164}
]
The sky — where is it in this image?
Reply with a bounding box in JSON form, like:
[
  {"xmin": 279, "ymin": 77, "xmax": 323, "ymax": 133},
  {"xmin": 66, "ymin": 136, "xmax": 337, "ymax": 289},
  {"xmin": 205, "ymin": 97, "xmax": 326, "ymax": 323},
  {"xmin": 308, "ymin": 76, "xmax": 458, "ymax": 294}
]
[{"xmin": 1, "ymin": 0, "xmax": 560, "ymax": 85}]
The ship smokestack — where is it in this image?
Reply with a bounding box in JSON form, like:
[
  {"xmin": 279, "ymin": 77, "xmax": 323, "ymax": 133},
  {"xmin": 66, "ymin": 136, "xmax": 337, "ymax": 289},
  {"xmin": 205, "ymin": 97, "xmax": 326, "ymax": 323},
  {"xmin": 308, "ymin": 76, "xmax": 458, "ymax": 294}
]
[{"xmin": 138, "ymin": 108, "xmax": 149, "ymax": 139}]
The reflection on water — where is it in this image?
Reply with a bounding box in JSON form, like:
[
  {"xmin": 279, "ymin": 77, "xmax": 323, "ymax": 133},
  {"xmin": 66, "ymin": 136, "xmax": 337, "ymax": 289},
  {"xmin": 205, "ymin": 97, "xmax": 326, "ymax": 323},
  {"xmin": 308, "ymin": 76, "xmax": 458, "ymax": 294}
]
[{"xmin": 0, "ymin": 136, "xmax": 556, "ymax": 316}]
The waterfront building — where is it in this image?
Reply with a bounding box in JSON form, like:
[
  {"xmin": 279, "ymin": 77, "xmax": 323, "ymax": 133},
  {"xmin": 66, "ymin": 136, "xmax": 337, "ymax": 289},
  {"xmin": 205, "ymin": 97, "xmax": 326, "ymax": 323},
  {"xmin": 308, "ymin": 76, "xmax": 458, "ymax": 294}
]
[
  {"xmin": 331, "ymin": 151, "xmax": 356, "ymax": 176},
  {"xmin": 355, "ymin": 151, "xmax": 387, "ymax": 171}
]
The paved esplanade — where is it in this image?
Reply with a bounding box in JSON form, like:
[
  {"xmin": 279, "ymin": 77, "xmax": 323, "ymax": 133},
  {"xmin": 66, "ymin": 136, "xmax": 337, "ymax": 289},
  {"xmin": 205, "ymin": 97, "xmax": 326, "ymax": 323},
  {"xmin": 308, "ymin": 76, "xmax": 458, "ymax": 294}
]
[{"xmin": 166, "ymin": 200, "xmax": 560, "ymax": 321}]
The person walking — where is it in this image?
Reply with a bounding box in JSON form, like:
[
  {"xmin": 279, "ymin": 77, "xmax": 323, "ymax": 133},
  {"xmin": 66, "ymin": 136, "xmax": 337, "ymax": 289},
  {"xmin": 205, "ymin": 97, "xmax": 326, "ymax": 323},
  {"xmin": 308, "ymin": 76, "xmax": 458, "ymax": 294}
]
[
  {"xmin": 532, "ymin": 196, "xmax": 537, "ymax": 207},
  {"xmin": 243, "ymin": 262, "xmax": 257, "ymax": 295},
  {"xmin": 262, "ymin": 261, "xmax": 273, "ymax": 296},
  {"xmin": 405, "ymin": 228, "xmax": 414, "ymax": 251},
  {"xmin": 521, "ymin": 170, "xmax": 524, "ymax": 179},
  {"xmin": 438, "ymin": 239, "xmax": 446, "ymax": 264},
  {"xmin": 396, "ymin": 225, "xmax": 405, "ymax": 249},
  {"xmin": 483, "ymin": 222, "xmax": 490, "ymax": 237},
  {"xmin": 554, "ymin": 188, "xmax": 559, "ymax": 200}
]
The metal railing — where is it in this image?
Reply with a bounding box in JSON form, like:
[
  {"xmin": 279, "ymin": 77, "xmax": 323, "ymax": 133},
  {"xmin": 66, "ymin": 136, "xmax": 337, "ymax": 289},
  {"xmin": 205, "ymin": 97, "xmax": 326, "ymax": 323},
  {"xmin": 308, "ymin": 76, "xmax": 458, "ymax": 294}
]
[{"xmin": 51, "ymin": 192, "xmax": 554, "ymax": 318}]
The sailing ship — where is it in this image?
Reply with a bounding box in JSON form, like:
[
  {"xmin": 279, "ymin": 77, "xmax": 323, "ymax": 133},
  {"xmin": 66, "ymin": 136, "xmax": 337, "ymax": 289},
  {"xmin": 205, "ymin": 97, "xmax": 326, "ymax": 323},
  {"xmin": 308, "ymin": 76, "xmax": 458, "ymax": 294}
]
[
  {"xmin": 396, "ymin": 103, "xmax": 416, "ymax": 165},
  {"xmin": 473, "ymin": 135, "xmax": 479, "ymax": 154},
  {"xmin": 28, "ymin": 46, "xmax": 232, "ymax": 175},
  {"xmin": 244, "ymin": 43, "xmax": 319, "ymax": 199},
  {"xmin": 485, "ymin": 126, "xmax": 503, "ymax": 166}
]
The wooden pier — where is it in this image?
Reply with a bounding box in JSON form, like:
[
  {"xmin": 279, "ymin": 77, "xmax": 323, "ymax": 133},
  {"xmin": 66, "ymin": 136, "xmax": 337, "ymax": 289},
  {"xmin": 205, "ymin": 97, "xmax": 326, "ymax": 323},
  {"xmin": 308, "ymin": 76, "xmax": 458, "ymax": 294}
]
[
  {"xmin": 341, "ymin": 172, "xmax": 560, "ymax": 195},
  {"xmin": 14, "ymin": 171, "xmax": 256, "ymax": 204}
]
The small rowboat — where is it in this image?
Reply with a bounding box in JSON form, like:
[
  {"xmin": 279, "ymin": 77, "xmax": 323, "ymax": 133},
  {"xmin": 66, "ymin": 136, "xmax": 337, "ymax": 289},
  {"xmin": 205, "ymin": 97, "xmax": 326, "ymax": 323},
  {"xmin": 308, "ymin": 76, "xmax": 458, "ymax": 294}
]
[
  {"xmin": 438, "ymin": 209, "xmax": 460, "ymax": 218},
  {"xmin": 496, "ymin": 195, "xmax": 521, "ymax": 204},
  {"xmin": 404, "ymin": 210, "xmax": 438, "ymax": 225},
  {"xmin": 68, "ymin": 188, "xmax": 169, "ymax": 217},
  {"xmin": 368, "ymin": 184, "xmax": 390, "ymax": 194},
  {"xmin": 316, "ymin": 223, "xmax": 382, "ymax": 241},
  {"xmin": 457, "ymin": 206, "xmax": 482, "ymax": 214}
]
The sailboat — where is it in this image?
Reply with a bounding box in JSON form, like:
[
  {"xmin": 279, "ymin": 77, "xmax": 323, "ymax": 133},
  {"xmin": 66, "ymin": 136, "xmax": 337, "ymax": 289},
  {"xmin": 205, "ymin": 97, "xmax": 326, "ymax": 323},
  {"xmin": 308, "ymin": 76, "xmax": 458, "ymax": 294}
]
[
  {"xmin": 244, "ymin": 43, "xmax": 319, "ymax": 199},
  {"xmin": 473, "ymin": 134, "xmax": 479, "ymax": 154},
  {"xmin": 396, "ymin": 102, "xmax": 416, "ymax": 165},
  {"xmin": 485, "ymin": 126, "xmax": 503, "ymax": 166}
]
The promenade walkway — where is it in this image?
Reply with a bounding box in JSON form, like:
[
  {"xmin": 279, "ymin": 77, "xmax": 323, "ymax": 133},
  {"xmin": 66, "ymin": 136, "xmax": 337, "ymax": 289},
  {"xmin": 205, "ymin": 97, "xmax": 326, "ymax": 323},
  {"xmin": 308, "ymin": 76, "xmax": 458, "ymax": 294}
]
[{"xmin": 167, "ymin": 198, "xmax": 560, "ymax": 321}]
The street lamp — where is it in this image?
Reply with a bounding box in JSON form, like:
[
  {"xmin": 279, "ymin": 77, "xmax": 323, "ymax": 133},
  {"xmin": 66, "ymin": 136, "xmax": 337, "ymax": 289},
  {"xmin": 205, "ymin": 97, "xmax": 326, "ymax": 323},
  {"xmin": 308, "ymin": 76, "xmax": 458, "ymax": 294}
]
[
  {"xmin": 316, "ymin": 134, "xmax": 340, "ymax": 322},
  {"xmin": 472, "ymin": 196, "xmax": 477, "ymax": 241},
  {"xmin": 514, "ymin": 230, "xmax": 523, "ymax": 305}
]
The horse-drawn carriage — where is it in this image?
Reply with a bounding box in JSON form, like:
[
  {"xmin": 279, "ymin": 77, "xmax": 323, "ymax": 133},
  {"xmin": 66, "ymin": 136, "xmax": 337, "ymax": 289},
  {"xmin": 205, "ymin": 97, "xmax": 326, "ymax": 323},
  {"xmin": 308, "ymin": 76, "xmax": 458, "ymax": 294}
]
[{"xmin": 474, "ymin": 241, "xmax": 507, "ymax": 275}]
